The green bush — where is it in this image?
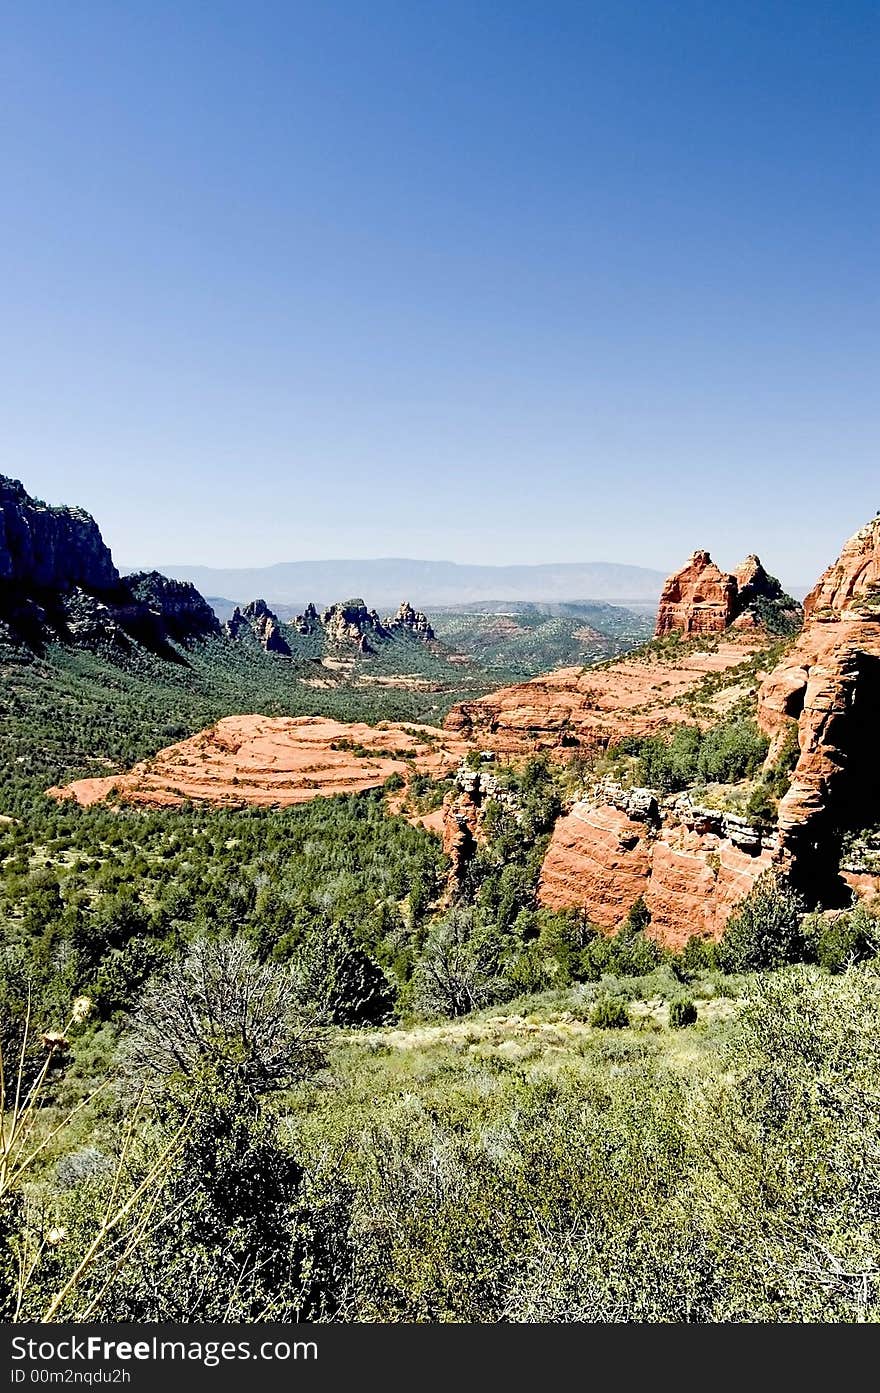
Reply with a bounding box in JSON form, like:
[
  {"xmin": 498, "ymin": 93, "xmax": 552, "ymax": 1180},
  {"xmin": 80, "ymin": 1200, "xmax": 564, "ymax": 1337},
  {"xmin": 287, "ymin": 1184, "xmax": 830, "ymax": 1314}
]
[
  {"xmin": 590, "ymin": 998, "xmax": 630, "ymax": 1029},
  {"xmin": 808, "ymin": 906, "xmax": 880, "ymax": 975},
  {"xmin": 717, "ymin": 872, "xmax": 807, "ymax": 973},
  {"xmin": 669, "ymin": 997, "xmax": 697, "ymax": 1028},
  {"xmin": 633, "ymin": 715, "xmax": 768, "ymax": 794},
  {"xmin": 745, "ymin": 783, "xmax": 777, "ymax": 826}
]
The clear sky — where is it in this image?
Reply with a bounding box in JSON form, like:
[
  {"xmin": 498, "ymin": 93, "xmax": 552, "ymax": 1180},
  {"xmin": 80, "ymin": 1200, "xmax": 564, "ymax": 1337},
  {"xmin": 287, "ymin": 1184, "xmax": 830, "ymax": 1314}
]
[{"xmin": 2, "ymin": 1, "xmax": 877, "ymax": 586}]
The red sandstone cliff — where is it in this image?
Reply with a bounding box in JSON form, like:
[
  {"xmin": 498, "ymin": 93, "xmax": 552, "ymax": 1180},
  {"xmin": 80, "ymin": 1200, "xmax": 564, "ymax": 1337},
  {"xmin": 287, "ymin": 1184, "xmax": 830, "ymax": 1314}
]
[
  {"xmin": 538, "ymin": 789, "xmax": 776, "ymax": 948},
  {"xmin": 757, "ymin": 516, "xmax": 880, "ymax": 887},
  {"xmin": 654, "ymin": 551, "xmax": 738, "ymax": 638},
  {"xmin": 536, "ymin": 519, "xmax": 880, "ymax": 943}
]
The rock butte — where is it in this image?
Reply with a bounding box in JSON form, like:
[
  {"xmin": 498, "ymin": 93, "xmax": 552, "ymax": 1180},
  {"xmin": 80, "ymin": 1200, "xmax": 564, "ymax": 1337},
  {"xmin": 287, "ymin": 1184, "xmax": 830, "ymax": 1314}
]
[
  {"xmin": 654, "ymin": 550, "xmax": 738, "ymax": 638},
  {"xmin": 49, "ymin": 715, "xmax": 469, "ymax": 809}
]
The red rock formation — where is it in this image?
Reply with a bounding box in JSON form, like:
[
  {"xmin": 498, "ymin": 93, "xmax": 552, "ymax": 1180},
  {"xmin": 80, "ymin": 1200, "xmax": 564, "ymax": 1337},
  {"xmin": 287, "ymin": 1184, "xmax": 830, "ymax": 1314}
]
[
  {"xmin": 539, "ymin": 799, "xmax": 776, "ymax": 948},
  {"xmin": 654, "ymin": 551, "xmax": 738, "ymax": 638},
  {"xmin": 445, "ymin": 632, "xmax": 770, "ymax": 753},
  {"xmin": 49, "ymin": 716, "xmax": 468, "ymax": 809},
  {"xmin": 441, "ymin": 787, "xmax": 482, "ymax": 887},
  {"xmin": 539, "ymin": 805, "xmax": 652, "ymax": 928},
  {"xmin": 757, "ymin": 516, "xmax": 880, "ymax": 887}
]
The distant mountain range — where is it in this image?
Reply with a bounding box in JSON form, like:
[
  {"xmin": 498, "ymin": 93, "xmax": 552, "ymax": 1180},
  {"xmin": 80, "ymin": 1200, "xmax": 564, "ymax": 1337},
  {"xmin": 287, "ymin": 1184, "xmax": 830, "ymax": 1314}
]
[{"xmin": 125, "ymin": 558, "xmax": 670, "ymax": 609}]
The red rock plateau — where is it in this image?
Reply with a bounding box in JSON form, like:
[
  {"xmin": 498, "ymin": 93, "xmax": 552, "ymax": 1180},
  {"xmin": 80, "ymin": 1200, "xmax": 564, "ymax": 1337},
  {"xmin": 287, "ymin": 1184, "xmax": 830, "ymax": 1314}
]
[
  {"xmin": 49, "ymin": 715, "xmax": 469, "ymax": 809},
  {"xmin": 445, "ymin": 632, "xmax": 770, "ymax": 754}
]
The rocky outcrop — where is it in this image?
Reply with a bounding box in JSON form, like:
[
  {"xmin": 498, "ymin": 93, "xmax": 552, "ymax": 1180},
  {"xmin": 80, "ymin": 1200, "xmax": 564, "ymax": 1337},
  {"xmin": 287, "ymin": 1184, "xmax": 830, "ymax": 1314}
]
[
  {"xmin": 539, "ymin": 791, "xmax": 776, "ymax": 948},
  {"xmin": 50, "ymin": 715, "xmax": 468, "ymax": 809},
  {"xmin": 0, "ymin": 476, "xmax": 119, "ymax": 593},
  {"xmin": 225, "ymin": 599, "xmax": 290, "ymax": 654},
  {"xmin": 756, "ymin": 516, "xmax": 880, "ymax": 898},
  {"xmin": 655, "ymin": 551, "xmax": 739, "ymax": 638},
  {"xmin": 385, "ymin": 601, "xmax": 435, "ymax": 641},
  {"xmin": 654, "ymin": 550, "xmax": 799, "ymax": 639},
  {"xmin": 537, "ymin": 516, "xmax": 880, "ymax": 937},
  {"xmin": 0, "ymin": 477, "xmax": 218, "ymax": 650},
  {"xmin": 321, "ymin": 599, "xmax": 389, "ymax": 653},
  {"xmin": 126, "ymin": 572, "xmax": 220, "ymax": 643},
  {"xmin": 294, "ymin": 602, "xmax": 320, "ymax": 634},
  {"xmin": 441, "ymin": 757, "xmax": 521, "ymax": 888}
]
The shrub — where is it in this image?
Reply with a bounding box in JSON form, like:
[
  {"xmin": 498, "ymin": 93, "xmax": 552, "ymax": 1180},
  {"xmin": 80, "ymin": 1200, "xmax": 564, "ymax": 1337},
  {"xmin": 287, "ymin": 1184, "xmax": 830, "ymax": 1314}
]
[
  {"xmin": 809, "ymin": 906, "xmax": 880, "ymax": 975},
  {"xmin": 590, "ymin": 998, "xmax": 630, "ymax": 1029},
  {"xmin": 579, "ymin": 923, "xmax": 661, "ymax": 980},
  {"xmin": 717, "ymin": 872, "xmax": 807, "ymax": 973},
  {"xmin": 669, "ymin": 997, "xmax": 697, "ymax": 1028},
  {"xmin": 290, "ymin": 921, "xmax": 393, "ymax": 1025},
  {"xmin": 745, "ymin": 783, "xmax": 777, "ymax": 827},
  {"xmin": 409, "ymin": 909, "xmax": 507, "ymax": 1018},
  {"xmin": 123, "ymin": 937, "xmax": 325, "ymax": 1096}
]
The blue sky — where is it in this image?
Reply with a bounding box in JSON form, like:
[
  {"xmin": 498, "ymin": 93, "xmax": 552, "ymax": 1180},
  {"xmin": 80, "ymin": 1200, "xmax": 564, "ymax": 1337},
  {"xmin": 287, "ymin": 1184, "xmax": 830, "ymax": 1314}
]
[{"xmin": 2, "ymin": 1, "xmax": 877, "ymax": 586}]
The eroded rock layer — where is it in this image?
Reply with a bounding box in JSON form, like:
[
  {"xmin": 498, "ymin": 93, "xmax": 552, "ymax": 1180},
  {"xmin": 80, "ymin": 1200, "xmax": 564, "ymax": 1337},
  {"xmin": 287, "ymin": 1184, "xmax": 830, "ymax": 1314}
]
[
  {"xmin": 49, "ymin": 715, "xmax": 468, "ymax": 809},
  {"xmin": 538, "ymin": 792, "xmax": 776, "ymax": 948},
  {"xmin": 757, "ymin": 516, "xmax": 880, "ymax": 893},
  {"xmin": 445, "ymin": 633, "xmax": 770, "ymax": 753}
]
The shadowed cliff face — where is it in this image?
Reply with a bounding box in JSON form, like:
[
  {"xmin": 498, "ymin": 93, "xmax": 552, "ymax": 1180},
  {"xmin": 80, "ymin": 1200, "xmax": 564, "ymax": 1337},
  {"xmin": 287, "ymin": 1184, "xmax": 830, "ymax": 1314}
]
[
  {"xmin": 0, "ymin": 476, "xmax": 218, "ymax": 651},
  {"xmin": 757, "ymin": 517, "xmax": 880, "ymax": 903},
  {"xmin": 0, "ymin": 476, "xmax": 119, "ymax": 592}
]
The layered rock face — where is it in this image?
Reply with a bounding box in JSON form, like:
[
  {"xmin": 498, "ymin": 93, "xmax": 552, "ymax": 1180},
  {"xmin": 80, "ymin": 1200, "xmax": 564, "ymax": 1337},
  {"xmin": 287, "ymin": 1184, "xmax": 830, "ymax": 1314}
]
[
  {"xmin": 445, "ymin": 632, "xmax": 770, "ymax": 753},
  {"xmin": 50, "ymin": 715, "xmax": 468, "ymax": 808},
  {"xmin": 539, "ymin": 789, "xmax": 776, "ymax": 948},
  {"xmin": 0, "ymin": 477, "xmax": 218, "ymax": 649},
  {"xmin": 757, "ymin": 516, "xmax": 880, "ymax": 897},
  {"xmin": 654, "ymin": 551, "xmax": 739, "ymax": 638},
  {"xmin": 225, "ymin": 599, "xmax": 290, "ymax": 654},
  {"xmin": 655, "ymin": 549, "xmax": 799, "ymax": 639}
]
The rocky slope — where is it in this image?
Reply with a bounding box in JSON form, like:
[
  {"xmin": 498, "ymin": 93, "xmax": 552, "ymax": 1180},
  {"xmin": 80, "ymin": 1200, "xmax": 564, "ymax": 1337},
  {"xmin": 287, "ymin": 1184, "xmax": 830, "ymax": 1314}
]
[
  {"xmin": 445, "ymin": 544, "xmax": 799, "ymax": 755},
  {"xmin": 0, "ymin": 477, "xmax": 219, "ymax": 650},
  {"xmin": 445, "ymin": 632, "xmax": 772, "ymax": 752},
  {"xmin": 50, "ymin": 715, "xmax": 468, "ymax": 808}
]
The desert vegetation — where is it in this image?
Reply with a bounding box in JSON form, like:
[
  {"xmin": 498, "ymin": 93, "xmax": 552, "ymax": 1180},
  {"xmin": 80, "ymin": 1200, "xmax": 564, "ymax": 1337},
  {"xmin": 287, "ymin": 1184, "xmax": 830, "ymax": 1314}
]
[{"xmin": 2, "ymin": 614, "xmax": 880, "ymax": 1323}]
